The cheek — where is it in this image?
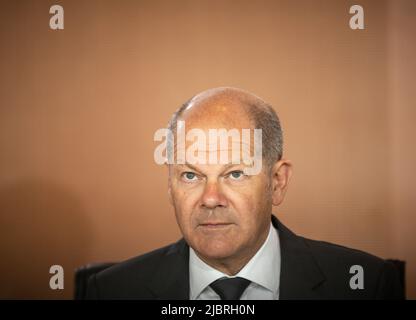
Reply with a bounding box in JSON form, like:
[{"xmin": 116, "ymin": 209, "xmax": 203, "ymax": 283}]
[
  {"xmin": 171, "ymin": 185, "xmax": 202, "ymax": 226},
  {"xmin": 229, "ymin": 192, "xmax": 254, "ymax": 214},
  {"xmin": 224, "ymin": 189, "xmax": 256, "ymax": 226},
  {"xmin": 226, "ymin": 181, "xmax": 270, "ymax": 225}
]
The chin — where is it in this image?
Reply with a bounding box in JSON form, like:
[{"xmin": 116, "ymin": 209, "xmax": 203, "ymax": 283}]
[{"xmin": 194, "ymin": 239, "xmax": 239, "ymax": 260}]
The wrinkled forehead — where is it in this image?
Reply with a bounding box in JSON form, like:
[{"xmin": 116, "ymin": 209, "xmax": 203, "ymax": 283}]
[
  {"xmin": 166, "ymin": 96, "xmax": 265, "ymax": 174},
  {"xmin": 174, "ymin": 127, "xmax": 257, "ymax": 155},
  {"xmin": 175, "ymin": 100, "xmax": 257, "ymax": 152},
  {"xmin": 169, "ymin": 124, "xmax": 263, "ymax": 175}
]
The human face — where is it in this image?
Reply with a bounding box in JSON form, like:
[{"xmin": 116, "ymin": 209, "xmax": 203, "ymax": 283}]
[{"xmin": 168, "ymin": 158, "xmax": 273, "ymax": 263}]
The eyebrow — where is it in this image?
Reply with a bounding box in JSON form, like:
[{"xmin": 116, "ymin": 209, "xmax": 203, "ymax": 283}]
[{"xmin": 178, "ymin": 163, "xmax": 242, "ymax": 174}]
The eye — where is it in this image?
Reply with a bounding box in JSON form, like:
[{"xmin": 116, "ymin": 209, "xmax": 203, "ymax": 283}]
[
  {"xmin": 228, "ymin": 170, "xmax": 245, "ymax": 180},
  {"xmin": 182, "ymin": 172, "xmax": 198, "ymax": 182}
]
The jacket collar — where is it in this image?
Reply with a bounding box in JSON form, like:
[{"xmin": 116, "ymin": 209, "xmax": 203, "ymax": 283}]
[
  {"xmin": 272, "ymin": 215, "xmax": 326, "ymax": 299},
  {"xmin": 148, "ymin": 215, "xmax": 326, "ymax": 299}
]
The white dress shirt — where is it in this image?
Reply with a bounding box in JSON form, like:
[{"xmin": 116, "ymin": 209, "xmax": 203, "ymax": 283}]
[{"xmin": 189, "ymin": 222, "xmax": 281, "ymax": 300}]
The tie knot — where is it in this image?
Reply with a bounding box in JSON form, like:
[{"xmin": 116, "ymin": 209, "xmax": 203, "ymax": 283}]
[{"xmin": 210, "ymin": 277, "xmax": 251, "ymax": 300}]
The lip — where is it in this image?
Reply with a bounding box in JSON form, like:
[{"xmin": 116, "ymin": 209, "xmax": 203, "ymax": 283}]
[{"xmin": 198, "ymin": 222, "xmax": 233, "ymax": 229}]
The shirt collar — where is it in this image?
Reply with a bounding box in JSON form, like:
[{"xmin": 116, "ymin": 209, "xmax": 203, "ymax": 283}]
[{"xmin": 189, "ymin": 222, "xmax": 280, "ymax": 300}]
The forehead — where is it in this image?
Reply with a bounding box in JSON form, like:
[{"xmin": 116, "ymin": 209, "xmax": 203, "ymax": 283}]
[
  {"xmin": 180, "ymin": 100, "xmax": 253, "ymax": 130},
  {"xmin": 174, "ymin": 101, "xmax": 257, "ymax": 154},
  {"xmin": 167, "ymin": 97, "xmax": 264, "ymax": 174},
  {"xmin": 174, "ymin": 132, "xmax": 257, "ymax": 159}
]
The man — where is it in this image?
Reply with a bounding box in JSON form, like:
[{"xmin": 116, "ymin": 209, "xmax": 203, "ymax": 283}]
[{"xmin": 86, "ymin": 87, "xmax": 403, "ymax": 299}]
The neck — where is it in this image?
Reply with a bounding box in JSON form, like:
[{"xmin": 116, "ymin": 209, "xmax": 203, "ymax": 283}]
[{"xmin": 196, "ymin": 224, "xmax": 270, "ymax": 276}]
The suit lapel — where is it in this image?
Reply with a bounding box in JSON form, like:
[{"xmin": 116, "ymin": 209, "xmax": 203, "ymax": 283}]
[{"xmin": 273, "ymin": 215, "xmax": 326, "ymax": 299}]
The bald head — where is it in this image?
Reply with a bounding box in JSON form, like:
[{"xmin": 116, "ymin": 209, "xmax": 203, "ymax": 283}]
[{"xmin": 168, "ymin": 87, "xmax": 283, "ymax": 168}]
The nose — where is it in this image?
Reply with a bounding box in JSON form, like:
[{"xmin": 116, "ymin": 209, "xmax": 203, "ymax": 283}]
[{"xmin": 200, "ymin": 181, "xmax": 228, "ymax": 209}]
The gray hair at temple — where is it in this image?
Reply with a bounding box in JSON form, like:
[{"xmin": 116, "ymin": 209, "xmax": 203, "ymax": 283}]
[{"xmin": 167, "ymin": 87, "xmax": 284, "ymax": 170}]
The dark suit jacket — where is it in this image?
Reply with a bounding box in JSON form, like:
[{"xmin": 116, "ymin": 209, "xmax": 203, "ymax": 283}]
[{"xmin": 86, "ymin": 215, "xmax": 403, "ymax": 299}]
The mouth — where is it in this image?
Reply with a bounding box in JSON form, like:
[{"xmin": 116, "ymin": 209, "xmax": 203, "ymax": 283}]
[{"xmin": 198, "ymin": 222, "xmax": 233, "ymax": 229}]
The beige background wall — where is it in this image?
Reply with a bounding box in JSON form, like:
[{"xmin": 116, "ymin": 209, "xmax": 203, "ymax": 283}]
[{"xmin": 0, "ymin": 0, "xmax": 415, "ymax": 299}]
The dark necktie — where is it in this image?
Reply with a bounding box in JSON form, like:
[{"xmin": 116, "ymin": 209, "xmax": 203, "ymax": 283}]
[{"xmin": 210, "ymin": 277, "xmax": 251, "ymax": 300}]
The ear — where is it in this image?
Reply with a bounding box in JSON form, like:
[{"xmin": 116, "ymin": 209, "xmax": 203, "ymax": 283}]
[{"xmin": 270, "ymin": 159, "xmax": 293, "ymax": 206}]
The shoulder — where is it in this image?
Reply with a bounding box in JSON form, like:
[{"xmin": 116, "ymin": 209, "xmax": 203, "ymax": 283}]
[
  {"xmin": 300, "ymin": 236, "xmax": 403, "ymax": 299},
  {"xmin": 302, "ymin": 236, "xmax": 385, "ymax": 268},
  {"xmin": 87, "ymin": 240, "xmax": 184, "ymax": 299},
  {"xmin": 100, "ymin": 241, "xmax": 178, "ymax": 278}
]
